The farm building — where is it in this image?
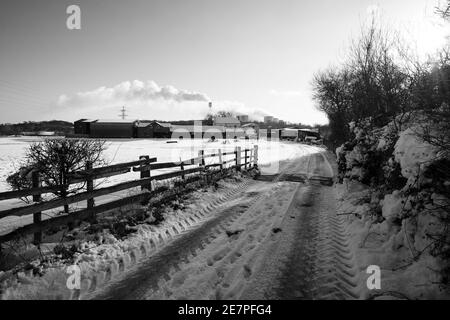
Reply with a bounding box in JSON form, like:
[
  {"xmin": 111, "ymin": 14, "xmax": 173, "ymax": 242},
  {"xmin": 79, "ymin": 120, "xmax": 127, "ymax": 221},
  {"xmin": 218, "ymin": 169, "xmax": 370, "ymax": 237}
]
[
  {"xmin": 135, "ymin": 121, "xmax": 171, "ymax": 138},
  {"xmin": 73, "ymin": 118, "xmax": 255, "ymax": 140},
  {"xmin": 89, "ymin": 119, "xmax": 137, "ymax": 138},
  {"xmin": 74, "ymin": 119, "xmax": 97, "ymax": 135}
]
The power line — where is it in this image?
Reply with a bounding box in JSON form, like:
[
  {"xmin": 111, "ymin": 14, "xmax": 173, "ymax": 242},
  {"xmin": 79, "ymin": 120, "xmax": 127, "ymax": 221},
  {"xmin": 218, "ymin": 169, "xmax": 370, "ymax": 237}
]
[{"xmin": 118, "ymin": 106, "xmax": 128, "ymax": 120}]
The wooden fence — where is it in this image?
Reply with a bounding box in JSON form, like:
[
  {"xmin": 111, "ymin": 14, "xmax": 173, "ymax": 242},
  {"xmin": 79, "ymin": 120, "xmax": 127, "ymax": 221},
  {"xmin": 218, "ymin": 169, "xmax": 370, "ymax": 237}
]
[{"xmin": 0, "ymin": 145, "xmax": 258, "ymax": 246}]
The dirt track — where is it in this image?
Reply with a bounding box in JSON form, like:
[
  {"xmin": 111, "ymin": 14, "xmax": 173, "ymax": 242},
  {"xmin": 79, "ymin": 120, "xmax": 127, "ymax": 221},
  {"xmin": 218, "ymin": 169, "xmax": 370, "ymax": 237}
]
[{"xmin": 88, "ymin": 146, "xmax": 360, "ymax": 300}]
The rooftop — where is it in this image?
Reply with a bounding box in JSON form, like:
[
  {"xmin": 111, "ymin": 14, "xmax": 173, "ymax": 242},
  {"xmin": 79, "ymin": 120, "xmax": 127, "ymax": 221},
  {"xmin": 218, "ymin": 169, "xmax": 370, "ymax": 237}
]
[{"xmin": 135, "ymin": 121, "xmax": 172, "ymax": 128}]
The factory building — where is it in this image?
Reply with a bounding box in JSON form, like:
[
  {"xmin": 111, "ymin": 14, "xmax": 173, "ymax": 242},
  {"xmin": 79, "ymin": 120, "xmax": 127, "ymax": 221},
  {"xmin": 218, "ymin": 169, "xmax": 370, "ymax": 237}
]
[
  {"xmin": 264, "ymin": 116, "xmax": 274, "ymax": 123},
  {"xmin": 213, "ymin": 117, "xmax": 241, "ymax": 128},
  {"xmin": 237, "ymin": 115, "xmax": 249, "ymax": 122}
]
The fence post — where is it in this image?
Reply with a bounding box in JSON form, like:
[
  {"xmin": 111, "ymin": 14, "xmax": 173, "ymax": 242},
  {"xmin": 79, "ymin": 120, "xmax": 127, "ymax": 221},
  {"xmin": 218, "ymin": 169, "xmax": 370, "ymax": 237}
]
[
  {"xmin": 253, "ymin": 145, "xmax": 258, "ymax": 168},
  {"xmin": 140, "ymin": 155, "xmax": 151, "ymax": 191},
  {"xmin": 86, "ymin": 161, "xmax": 94, "ymax": 208},
  {"xmin": 235, "ymin": 146, "xmax": 241, "ymax": 171},
  {"xmin": 180, "ymin": 161, "xmax": 185, "ymax": 181},
  {"xmin": 198, "ymin": 150, "xmax": 206, "ymax": 184},
  {"xmin": 198, "ymin": 150, "xmax": 205, "ymax": 167},
  {"xmin": 85, "ymin": 161, "xmax": 95, "ymax": 222},
  {"xmin": 244, "ymin": 148, "xmax": 248, "ymax": 170},
  {"xmin": 218, "ymin": 149, "xmax": 223, "ymax": 170},
  {"xmin": 32, "ymin": 170, "xmax": 42, "ymax": 246}
]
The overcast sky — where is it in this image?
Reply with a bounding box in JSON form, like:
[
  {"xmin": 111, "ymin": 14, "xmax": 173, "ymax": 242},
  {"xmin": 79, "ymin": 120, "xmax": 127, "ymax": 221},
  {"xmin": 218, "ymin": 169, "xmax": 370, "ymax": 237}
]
[{"xmin": 0, "ymin": 0, "xmax": 448, "ymax": 125}]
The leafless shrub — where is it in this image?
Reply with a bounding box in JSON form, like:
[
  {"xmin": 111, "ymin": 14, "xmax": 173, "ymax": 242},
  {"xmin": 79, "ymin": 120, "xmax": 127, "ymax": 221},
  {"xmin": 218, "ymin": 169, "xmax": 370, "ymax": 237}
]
[{"xmin": 7, "ymin": 138, "xmax": 107, "ymax": 213}]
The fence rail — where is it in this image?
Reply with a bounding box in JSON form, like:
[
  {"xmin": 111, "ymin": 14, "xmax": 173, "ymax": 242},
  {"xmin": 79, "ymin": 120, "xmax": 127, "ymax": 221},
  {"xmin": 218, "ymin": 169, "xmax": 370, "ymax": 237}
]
[{"xmin": 0, "ymin": 145, "xmax": 258, "ymax": 246}]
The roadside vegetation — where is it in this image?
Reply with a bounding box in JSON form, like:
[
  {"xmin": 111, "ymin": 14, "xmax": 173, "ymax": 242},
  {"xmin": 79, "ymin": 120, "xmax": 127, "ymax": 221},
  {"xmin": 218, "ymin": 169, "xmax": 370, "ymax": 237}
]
[
  {"xmin": 7, "ymin": 139, "xmax": 107, "ymax": 213},
  {"xmin": 312, "ymin": 2, "xmax": 450, "ymax": 298}
]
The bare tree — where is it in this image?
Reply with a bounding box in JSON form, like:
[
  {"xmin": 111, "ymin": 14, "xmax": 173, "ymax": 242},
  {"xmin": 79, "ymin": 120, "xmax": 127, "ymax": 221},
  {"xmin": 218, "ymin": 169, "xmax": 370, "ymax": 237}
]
[
  {"xmin": 346, "ymin": 18, "xmax": 411, "ymax": 129},
  {"xmin": 312, "ymin": 68, "xmax": 353, "ymax": 147},
  {"xmin": 312, "ymin": 18, "xmax": 411, "ymax": 147},
  {"xmin": 436, "ymin": 0, "xmax": 450, "ymax": 20},
  {"xmin": 7, "ymin": 139, "xmax": 107, "ymax": 213}
]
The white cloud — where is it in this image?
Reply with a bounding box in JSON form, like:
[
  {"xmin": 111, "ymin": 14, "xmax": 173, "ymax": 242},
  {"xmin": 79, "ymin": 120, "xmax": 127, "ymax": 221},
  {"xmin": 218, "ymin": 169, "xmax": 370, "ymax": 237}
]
[
  {"xmin": 56, "ymin": 80, "xmax": 210, "ymax": 109},
  {"xmin": 53, "ymin": 80, "xmax": 269, "ymax": 121}
]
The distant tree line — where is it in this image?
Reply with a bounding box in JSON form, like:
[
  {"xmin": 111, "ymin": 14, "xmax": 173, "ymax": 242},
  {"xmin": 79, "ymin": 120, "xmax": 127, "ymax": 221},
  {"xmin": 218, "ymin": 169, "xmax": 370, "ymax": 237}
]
[{"xmin": 0, "ymin": 121, "xmax": 74, "ymax": 136}]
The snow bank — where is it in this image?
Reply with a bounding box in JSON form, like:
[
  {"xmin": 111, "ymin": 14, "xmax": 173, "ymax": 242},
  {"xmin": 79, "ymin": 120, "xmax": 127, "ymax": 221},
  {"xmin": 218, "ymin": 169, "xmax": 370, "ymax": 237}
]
[
  {"xmin": 394, "ymin": 128, "xmax": 437, "ymax": 184},
  {"xmin": 335, "ymin": 118, "xmax": 449, "ymax": 299},
  {"xmin": 335, "ymin": 183, "xmax": 448, "ymax": 299}
]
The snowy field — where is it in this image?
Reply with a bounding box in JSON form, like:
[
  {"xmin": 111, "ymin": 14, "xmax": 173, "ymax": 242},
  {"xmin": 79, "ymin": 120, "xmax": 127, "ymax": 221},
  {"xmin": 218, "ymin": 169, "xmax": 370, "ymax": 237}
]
[
  {"xmin": 0, "ymin": 136, "xmax": 311, "ymax": 192},
  {"xmin": 0, "ymin": 137, "xmax": 320, "ymax": 236}
]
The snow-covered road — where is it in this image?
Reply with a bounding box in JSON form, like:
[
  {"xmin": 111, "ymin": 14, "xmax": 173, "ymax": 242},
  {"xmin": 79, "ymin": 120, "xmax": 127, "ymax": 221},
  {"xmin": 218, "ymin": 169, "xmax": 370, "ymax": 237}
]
[{"xmin": 85, "ymin": 146, "xmax": 358, "ymax": 300}]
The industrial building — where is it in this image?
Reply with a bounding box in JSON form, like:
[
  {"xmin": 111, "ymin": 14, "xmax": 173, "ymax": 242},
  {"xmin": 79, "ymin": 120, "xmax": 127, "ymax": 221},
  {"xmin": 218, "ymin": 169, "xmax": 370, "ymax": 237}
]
[
  {"xmin": 237, "ymin": 115, "xmax": 249, "ymax": 122},
  {"xmin": 73, "ymin": 117, "xmax": 285, "ymax": 140},
  {"xmin": 264, "ymin": 116, "xmax": 274, "ymax": 123},
  {"xmin": 213, "ymin": 117, "xmax": 241, "ymax": 128}
]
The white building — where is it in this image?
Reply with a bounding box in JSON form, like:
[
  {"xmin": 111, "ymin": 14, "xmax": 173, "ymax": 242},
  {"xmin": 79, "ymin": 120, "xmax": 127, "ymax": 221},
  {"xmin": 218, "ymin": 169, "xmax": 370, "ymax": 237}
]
[
  {"xmin": 213, "ymin": 117, "xmax": 241, "ymax": 128},
  {"xmin": 264, "ymin": 116, "xmax": 274, "ymax": 123}
]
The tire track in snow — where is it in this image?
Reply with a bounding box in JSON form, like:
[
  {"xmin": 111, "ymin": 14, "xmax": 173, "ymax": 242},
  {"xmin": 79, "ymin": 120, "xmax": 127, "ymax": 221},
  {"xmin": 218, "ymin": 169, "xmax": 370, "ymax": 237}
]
[
  {"xmin": 308, "ymin": 184, "xmax": 360, "ymax": 300},
  {"xmin": 241, "ymin": 152, "xmax": 359, "ymax": 300},
  {"xmin": 90, "ymin": 148, "xmax": 359, "ymax": 300},
  {"xmin": 141, "ymin": 182, "xmax": 300, "ymax": 300},
  {"xmin": 77, "ymin": 178, "xmax": 257, "ymax": 300},
  {"xmin": 88, "ymin": 148, "xmax": 323, "ymax": 299},
  {"xmin": 86, "ymin": 179, "xmax": 271, "ymax": 300}
]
